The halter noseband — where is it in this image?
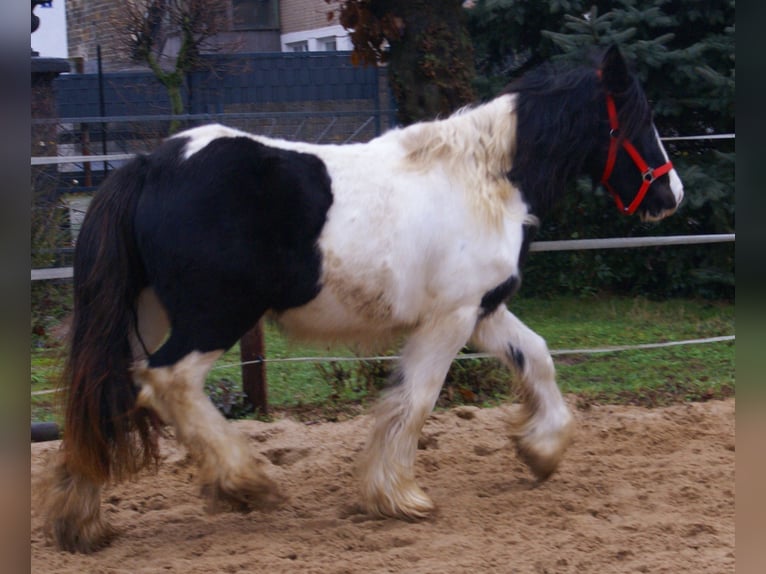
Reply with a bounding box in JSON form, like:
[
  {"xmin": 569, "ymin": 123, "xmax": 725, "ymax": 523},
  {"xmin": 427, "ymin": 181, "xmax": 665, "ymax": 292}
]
[{"xmin": 599, "ymin": 92, "xmax": 674, "ymax": 215}]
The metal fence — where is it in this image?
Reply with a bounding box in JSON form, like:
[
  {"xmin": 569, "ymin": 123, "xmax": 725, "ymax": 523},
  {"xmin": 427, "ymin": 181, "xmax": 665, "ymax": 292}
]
[
  {"xmin": 54, "ymin": 52, "xmax": 385, "ymax": 117},
  {"xmin": 30, "ymin": 119, "xmax": 735, "ymax": 414}
]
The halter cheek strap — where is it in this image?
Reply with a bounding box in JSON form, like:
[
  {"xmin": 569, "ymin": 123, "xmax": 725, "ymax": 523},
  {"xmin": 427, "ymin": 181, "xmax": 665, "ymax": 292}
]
[{"xmin": 600, "ymin": 93, "xmax": 674, "ymax": 215}]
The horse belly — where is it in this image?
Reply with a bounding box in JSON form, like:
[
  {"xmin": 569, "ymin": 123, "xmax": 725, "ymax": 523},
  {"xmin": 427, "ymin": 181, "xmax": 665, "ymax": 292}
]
[
  {"xmin": 273, "ymin": 285, "xmax": 415, "ymax": 348},
  {"xmin": 278, "ymin": 223, "xmax": 424, "ymax": 344}
]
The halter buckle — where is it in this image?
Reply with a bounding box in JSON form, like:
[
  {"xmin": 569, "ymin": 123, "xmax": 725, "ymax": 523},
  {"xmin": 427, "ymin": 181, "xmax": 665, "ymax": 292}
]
[{"xmin": 601, "ymin": 93, "xmax": 673, "ymax": 216}]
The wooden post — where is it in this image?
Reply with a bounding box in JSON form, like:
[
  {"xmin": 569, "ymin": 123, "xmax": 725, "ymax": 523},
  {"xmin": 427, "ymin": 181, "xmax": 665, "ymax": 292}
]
[
  {"xmin": 75, "ymin": 58, "xmax": 92, "ymax": 189},
  {"xmin": 240, "ymin": 320, "xmax": 267, "ymax": 415}
]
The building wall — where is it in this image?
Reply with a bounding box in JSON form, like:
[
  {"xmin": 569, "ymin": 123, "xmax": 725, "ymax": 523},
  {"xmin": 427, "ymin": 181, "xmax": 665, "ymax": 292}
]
[
  {"xmin": 66, "ymin": 1, "xmax": 352, "ymax": 73},
  {"xmin": 281, "ymin": 24, "xmax": 353, "ymax": 52},
  {"xmin": 66, "ymin": 0, "xmax": 135, "ymax": 72},
  {"xmin": 280, "ymin": 0, "xmax": 335, "ymax": 34},
  {"xmin": 279, "ymin": 1, "xmax": 351, "ymax": 52},
  {"xmin": 65, "ymin": 0, "xmax": 282, "ymax": 73}
]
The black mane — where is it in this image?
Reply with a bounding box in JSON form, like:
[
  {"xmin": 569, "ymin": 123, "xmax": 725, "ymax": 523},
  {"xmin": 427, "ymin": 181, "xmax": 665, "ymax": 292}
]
[{"xmin": 505, "ymin": 54, "xmax": 651, "ymax": 219}]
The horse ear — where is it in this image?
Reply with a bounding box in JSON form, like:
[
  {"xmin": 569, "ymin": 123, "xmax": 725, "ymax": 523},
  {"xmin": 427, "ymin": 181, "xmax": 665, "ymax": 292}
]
[{"xmin": 600, "ymin": 44, "xmax": 630, "ymax": 92}]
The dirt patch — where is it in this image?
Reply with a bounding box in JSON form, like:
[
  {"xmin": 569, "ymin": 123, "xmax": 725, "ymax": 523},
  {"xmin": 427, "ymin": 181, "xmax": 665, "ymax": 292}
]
[{"xmin": 31, "ymin": 398, "xmax": 734, "ymax": 573}]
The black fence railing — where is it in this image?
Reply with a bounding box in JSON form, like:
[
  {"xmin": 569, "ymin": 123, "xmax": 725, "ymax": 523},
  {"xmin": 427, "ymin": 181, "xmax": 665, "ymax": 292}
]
[{"xmin": 54, "ymin": 52, "xmax": 387, "ymax": 118}]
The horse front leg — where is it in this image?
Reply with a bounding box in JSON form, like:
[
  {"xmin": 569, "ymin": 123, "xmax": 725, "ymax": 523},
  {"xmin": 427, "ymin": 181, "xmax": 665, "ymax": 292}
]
[
  {"xmin": 471, "ymin": 307, "xmax": 574, "ymax": 481},
  {"xmin": 358, "ymin": 308, "xmax": 477, "ymax": 519}
]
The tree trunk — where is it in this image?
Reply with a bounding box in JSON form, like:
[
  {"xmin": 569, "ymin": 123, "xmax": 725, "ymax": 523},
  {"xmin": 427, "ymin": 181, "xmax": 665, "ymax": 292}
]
[
  {"xmin": 164, "ymin": 80, "xmax": 185, "ymax": 134},
  {"xmin": 381, "ymin": 1, "xmax": 477, "ymax": 125},
  {"xmin": 146, "ymin": 54, "xmax": 185, "ymax": 134}
]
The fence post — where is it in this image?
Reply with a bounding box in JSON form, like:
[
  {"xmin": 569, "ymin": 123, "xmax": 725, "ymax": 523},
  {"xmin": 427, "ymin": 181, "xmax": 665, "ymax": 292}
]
[{"xmin": 240, "ymin": 320, "xmax": 267, "ymax": 415}]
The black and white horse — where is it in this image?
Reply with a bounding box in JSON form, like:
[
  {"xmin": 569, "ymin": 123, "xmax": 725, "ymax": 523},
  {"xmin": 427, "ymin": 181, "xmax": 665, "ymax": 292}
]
[{"xmin": 43, "ymin": 46, "xmax": 683, "ymax": 552}]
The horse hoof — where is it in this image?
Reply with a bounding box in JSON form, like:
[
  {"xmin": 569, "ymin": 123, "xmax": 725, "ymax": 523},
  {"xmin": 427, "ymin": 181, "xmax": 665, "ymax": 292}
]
[
  {"xmin": 201, "ymin": 468, "xmax": 284, "ymax": 513},
  {"xmin": 363, "ymin": 481, "xmax": 435, "ymax": 520},
  {"xmin": 40, "ymin": 454, "xmax": 114, "ymax": 553},
  {"xmin": 513, "ymin": 418, "xmax": 574, "ymax": 482},
  {"xmin": 395, "ymin": 489, "xmax": 435, "ymax": 521},
  {"xmin": 50, "ymin": 516, "xmax": 115, "ymax": 554},
  {"xmin": 515, "ymin": 441, "xmax": 562, "ymax": 482}
]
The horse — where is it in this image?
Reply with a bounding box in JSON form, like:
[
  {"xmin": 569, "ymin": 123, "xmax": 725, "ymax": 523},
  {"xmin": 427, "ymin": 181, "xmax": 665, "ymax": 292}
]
[{"xmin": 42, "ymin": 45, "xmax": 683, "ymax": 552}]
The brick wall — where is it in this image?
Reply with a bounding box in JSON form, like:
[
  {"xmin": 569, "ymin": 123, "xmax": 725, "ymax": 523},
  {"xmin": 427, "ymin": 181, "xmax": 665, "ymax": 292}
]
[
  {"xmin": 280, "ymin": 0, "xmax": 335, "ymax": 34},
  {"xmin": 66, "ymin": 1, "xmax": 347, "ymax": 73},
  {"xmin": 65, "ymin": 0, "xmax": 280, "ymax": 74},
  {"xmin": 66, "ymin": 0, "xmax": 138, "ymax": 73}
]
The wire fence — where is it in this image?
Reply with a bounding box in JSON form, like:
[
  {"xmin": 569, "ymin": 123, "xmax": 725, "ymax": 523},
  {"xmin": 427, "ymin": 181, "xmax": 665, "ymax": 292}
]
[
  {"xmin": 30, "ymin": 130, "xmax": 735, "ymax": 399},
  {"xmin": 29, "ymin": 232, "xmax": 736, "ymax": 393},
  {"xmin": 211, "ymin": 334, "xmax": 736, "ymax": 370},
  {"xmin": 29, "ymin": 233, "xmax": 735, "ymax": 281},
  {"xmin": 30, "ymin": 130, "xmax": 736, "ymax": 278},
  {"xmin": 29, "ymin": 131, "xmax": 735, "ymax": 167},
  {"xmin": 30, "ymin": 334, "xmax": 735, "ymax": 398}
]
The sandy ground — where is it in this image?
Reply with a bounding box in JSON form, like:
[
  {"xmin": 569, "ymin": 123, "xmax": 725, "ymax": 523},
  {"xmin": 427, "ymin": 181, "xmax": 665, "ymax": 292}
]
[{"xmin": 31, "ymin": 397, "xmax": 734, "ymax": 573}]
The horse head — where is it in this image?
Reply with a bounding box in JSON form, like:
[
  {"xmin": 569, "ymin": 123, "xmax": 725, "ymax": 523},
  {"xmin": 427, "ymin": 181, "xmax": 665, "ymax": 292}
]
[{"xmin": 594, "ymin": 45, "xmax": 684, "ymax": 222}]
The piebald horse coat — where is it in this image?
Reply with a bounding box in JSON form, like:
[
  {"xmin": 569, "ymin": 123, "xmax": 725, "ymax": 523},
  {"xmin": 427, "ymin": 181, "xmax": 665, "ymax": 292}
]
[{"xmin": 43, "ymin": 46, "xmax": 683, "ymax": 552}]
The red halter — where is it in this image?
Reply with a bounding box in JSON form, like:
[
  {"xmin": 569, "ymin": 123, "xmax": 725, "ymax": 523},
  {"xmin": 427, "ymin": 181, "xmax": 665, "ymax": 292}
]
[{"xmin": 600, "ymin": 93, "xmax": 674, "ymax": 215}]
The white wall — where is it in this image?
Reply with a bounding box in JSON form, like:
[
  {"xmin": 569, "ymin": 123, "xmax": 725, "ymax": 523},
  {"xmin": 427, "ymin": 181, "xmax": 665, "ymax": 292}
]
[
  {"xmin": 280, "ymin": 24, "xmax": 353, "ymax": 53},
  {"xmin": 31, "ymin": 0, "xmax": 68, "ymax": 58}
]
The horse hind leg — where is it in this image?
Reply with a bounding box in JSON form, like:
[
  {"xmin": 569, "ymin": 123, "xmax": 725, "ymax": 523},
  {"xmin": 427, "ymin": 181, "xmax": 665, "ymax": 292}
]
[
  {"xmin": 133, "ymin": 345, "xmax": 282, "ymax": 512},
  {"xmin": 130, "ymin": 287, "xmax": 171, "ymax": 359},
  {"xmin": 38, "ymin": 454, "xmax": 113, "ymax": 553},
  {"xmin": 358, "ymin": 308, "xmax": 477, "ymax": 519},
  {"xmin": 471, "ymin": 307, "xmax": 574, "ymax": 481},
  {"xmin": 40, "ymin": 291, "xmax": 166, "ymax": 552}
]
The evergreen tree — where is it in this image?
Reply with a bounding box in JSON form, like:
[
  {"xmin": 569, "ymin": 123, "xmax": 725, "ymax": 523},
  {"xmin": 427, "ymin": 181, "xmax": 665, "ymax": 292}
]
[
  {"xmin": 467, "ymin": 0, "xmax": 735, "ymax": 298},
  {"xmin": 468, "ymin": 0, "xmax": 582, "ymax": 97}
]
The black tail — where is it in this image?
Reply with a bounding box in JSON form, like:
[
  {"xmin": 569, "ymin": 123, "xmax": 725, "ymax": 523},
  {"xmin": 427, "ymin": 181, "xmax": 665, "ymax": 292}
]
[{"xmin": 60, "ymin": 155, "xmax": 161, "ymax": 483}]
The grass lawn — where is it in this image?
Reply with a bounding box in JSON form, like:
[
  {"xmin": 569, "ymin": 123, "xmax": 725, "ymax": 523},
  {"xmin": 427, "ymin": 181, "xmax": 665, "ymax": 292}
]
[
  {"xmin": 30, "ymin": 295, "xmax": 735, "ymax": 424},
  {"xmin": 510, "ymin": 296, "xmax": 734, "ymax": 407}
]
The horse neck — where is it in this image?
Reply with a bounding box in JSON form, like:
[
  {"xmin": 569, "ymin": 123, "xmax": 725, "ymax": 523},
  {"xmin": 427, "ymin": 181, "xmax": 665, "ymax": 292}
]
[
  {"xmin": 507, "ymin": 76, "xmax": 602, "ymax": 219},
  {"xmin": 401, "ymin": 95, "xmax": 516, "ymax": 177},
  {"xmin": 399, "ymin": 96, "xmax": 520, "ymax": 228}
]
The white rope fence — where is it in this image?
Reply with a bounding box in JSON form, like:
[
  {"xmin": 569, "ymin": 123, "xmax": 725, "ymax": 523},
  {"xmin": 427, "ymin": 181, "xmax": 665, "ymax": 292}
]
[
  {"xmin": 528, "ymin": 233, "xmax": 734, "ymax": 252},
  {"xmin": 211, "ymin": 335, "xmax": 736, "ymax": 370},
  {"xmin": 30, "ymin": 131, "xmax": 735, "ymax": 282},
  {"xmin": 31, "ymin": 153, "xmax": 138, "ymax": 166},
  {"xmin": 30, "ymin": 132, "xmax": 735, "ymax": 395},
  {"xmin": 30, "ymin": 232, "xmax": 736, "ymax": 392},
  {"xmin": 31, "ymin": 235, "xmax": 734, "ymax": 398},
  {"xmin": 661, "ymin": 133, "xmax": 734, "ymax": 141},
  {"xmin": 30, "ymin": 234, "xmax": 735, "ymax": 281},
  {"xmin": 30, "ymin": 335, "xmax": 735, "ymax": 397},
  {"xmin": 29, "ymin": 131, "xmax": 735, "ymax": 168}
]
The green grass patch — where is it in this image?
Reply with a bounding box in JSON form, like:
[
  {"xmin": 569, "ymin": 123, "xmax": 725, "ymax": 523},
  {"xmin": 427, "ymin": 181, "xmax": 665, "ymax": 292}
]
[
  {"xmin": 206, "ymin": 331, "xmax": 365, "ymax": 410},
  {"xmin": 555, "ymin": 343, "xmax": 734, "ymax": 407},
  {"xmin": 478, "ymin": 296, "xmax": 735, "ymax": 408},
  {"xmin": 31, "ymin": 295, "xmax": 735, "ymax": 423},
  {"xmin": 30, "ymin": 349, "xmax": 65, "ymax": 424}
]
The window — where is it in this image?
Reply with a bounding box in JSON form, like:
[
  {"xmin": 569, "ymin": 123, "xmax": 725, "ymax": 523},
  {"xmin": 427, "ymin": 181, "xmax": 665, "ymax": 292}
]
[
  {"xmin": 287, "ymin": 41, "xmax": 308, "ymax": 52},
  {"xmin": 232, "ymin": 0, "xmax": 279, "ymax": 31},
  {"xmin": 319, "ymin": 37, "xmax": 337, "ymax": 52}
]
